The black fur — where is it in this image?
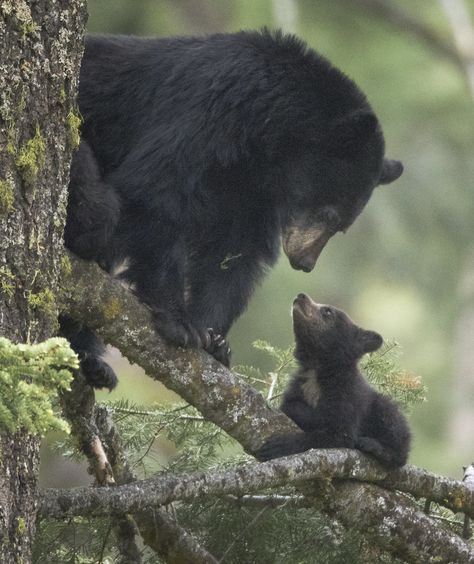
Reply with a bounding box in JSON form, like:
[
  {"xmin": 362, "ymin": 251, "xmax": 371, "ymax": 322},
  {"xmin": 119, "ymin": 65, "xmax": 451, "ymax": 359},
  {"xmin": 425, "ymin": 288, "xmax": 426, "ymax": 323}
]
[
  {"xmin": 64, "ymin": 30, "xmax": 403, "ymax": 388},
  {"xmin": 256, "ymin": 294, "xmax": 411, "ymax": 469}
]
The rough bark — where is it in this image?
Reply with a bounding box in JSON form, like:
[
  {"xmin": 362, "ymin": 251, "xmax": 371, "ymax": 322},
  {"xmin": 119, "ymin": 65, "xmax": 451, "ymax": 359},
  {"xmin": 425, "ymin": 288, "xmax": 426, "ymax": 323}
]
[
  {"xmin": 38, "ymin": 449, "xmax": 474, "ymax": 522},
  {"xmin": 61, "ymin": 253, "xmax": 299, "ymax": 455},
  {"xmin": 56, "ymin": 256, "xmax": 474, "ymax": 561},
  {"xmin": 0, "ymin": 432, "xmax": 40, "ymax": 563},
  {"xmin": 329, "ymin": 482, "xmax": 474, "ymax": 564},
  {"xmin": 0, "ymin": 1, "xmax": 86, "ymax": 561},
  {"xmin": 40, "ymin": 450, "xmax": 474, "ymax": 563}
]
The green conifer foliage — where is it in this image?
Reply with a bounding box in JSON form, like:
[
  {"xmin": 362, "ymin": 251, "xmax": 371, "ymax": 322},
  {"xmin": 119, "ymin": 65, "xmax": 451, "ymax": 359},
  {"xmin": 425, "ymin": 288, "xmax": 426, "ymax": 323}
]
[{"xmin": 0, "ymin": 337, "xmax": 77, "ymax": 435}]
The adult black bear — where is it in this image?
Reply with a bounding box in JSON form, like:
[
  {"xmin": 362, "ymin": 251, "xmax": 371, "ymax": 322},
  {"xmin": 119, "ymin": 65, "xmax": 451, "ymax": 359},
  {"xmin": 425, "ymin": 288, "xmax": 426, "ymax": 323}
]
[
  {"xmin": 64, "ymin": 30, "xmax": 403, "ymax": 388},
  {"xmin": 256, "ymin": 294, "xmax": 411, "ymax": 468}
]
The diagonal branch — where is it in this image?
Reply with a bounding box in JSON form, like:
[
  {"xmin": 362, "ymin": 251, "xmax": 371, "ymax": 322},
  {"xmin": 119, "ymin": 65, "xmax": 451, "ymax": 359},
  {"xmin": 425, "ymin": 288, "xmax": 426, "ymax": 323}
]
[
  {"xmin": 60, "ymin": 253, "xmax": 299, "ymax": 454},
  {"xmin": 57, "ymin": 254, "xmax": 474, "ymax": 562},
  {"xmin": 329, "ymin": 481, "xmax": 474, "ymax": 563},
  {"xmin": 60, "ymin": 254, "xmax": 474, "ymax": 512}
]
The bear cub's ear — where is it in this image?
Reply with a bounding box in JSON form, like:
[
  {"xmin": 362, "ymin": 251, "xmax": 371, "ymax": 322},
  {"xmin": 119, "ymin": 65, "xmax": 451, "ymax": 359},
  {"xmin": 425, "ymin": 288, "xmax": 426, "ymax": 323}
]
[{"xmin": 359, "ymin": 329, "xmax": 383, "ymax": 354}]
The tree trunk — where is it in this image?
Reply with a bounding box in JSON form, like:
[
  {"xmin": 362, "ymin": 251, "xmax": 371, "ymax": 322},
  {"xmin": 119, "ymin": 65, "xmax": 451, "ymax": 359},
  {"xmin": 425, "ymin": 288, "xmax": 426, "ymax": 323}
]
[{"xmin": 0, "ymin": 1, "xmax": 86, "ymax": 561}]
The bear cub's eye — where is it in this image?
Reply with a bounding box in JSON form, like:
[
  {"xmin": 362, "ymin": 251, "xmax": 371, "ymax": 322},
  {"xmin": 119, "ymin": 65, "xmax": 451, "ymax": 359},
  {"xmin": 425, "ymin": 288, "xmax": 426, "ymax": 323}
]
[{"xmin": 321, "ymin": 307, "xmax": 333, "ymax": 318}]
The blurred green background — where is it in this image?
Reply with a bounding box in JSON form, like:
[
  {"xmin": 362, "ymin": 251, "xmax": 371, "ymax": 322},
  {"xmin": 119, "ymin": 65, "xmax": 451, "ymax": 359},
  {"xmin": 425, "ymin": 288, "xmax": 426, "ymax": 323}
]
[{"xmin": 43, "ymin": 0, "xmax": 474, "ymax": 483}]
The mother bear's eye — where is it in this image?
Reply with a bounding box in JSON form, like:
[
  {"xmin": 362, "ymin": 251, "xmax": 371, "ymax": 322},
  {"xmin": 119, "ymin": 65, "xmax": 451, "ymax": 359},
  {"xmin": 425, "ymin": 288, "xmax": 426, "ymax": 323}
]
[
  {"xmin": 321, "ymin": 307, "xmax": 333, "ymax": 318},
  {"xmin": 316, "ymin": 207, "xmax": 342, "ymax": 233}
]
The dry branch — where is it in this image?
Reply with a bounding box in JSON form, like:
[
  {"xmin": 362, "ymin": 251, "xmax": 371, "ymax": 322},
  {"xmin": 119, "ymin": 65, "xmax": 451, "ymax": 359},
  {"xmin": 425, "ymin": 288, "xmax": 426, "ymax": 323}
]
[
  {"xmin": 94, "ymin": 404, "xmax": 219, "ymax": 563},
  {"xmin": 59, "ymin": 353, "xmax": 218, "ymax": 562}
]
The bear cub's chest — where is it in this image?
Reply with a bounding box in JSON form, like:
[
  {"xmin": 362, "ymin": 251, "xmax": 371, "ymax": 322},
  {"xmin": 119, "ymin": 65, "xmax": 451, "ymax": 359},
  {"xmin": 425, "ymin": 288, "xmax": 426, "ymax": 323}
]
[{"xmin": 300, "ymin": 370, "xmax": 321, "ymax": 408}]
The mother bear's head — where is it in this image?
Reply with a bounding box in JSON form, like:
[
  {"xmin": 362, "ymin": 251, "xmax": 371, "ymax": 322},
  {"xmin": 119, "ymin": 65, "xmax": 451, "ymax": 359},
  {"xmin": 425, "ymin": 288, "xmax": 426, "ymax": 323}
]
[{"xmin": 280, "ymin": 109, "xmax": 402, "ymax": 272}]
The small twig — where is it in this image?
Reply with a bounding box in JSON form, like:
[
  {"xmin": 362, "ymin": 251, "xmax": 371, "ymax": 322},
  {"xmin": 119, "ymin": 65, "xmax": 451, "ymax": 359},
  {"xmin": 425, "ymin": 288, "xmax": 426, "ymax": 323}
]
[
  {"xmin": 224, "ymin": 494, "xmax": 310, "ymax": 508},
  {"xmin": 112, "ymin": 405, "xmax": 205, "ymax": 422},
  {"xmin": 266, "ymin": 372, "xmax": 278, "ymax": 401}
]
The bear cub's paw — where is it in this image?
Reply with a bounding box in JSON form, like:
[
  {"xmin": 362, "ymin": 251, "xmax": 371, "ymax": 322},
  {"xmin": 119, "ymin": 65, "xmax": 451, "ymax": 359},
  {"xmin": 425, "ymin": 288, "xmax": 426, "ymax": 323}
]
[{"xmin": 256, "ymin": 432, "xmax": 309, "ymax": 461}]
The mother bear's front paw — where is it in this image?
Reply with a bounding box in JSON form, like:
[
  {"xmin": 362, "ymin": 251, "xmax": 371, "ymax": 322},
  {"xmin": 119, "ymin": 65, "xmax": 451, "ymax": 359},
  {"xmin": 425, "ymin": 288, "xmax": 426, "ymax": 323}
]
[
  {"xmin": 204, "ymin": 328, "xmax": 232, "ymax": 367},
  {"xmin": 153, "ymin": 312, "xmax": 207, "ymax": 349}
]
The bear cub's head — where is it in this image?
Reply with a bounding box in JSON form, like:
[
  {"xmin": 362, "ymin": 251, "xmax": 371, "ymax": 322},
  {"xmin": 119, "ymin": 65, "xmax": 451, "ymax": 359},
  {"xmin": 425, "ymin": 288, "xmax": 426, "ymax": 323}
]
[{"xmin": 292, "ymin": 293, "xmax": 383, "ymax": 367}]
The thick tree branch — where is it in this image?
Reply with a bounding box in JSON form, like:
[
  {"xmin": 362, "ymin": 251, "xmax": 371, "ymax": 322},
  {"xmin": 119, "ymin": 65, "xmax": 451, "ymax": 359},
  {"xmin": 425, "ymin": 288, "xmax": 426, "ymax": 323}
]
[
  {"xmin": 40, "ymin": 449, "xmax": 474, "ymax": 521},
  {"xmin": 58, "ymin": 254, "xmax": 474, "ymax": 562},
  {"xmin": 61, "ymin": 253, "xmax": 299, "ymax": 454},
  {"xmin": 61, "ymin": 254, "xmax": 474, "ymax": 516},
  {"xmin": 381, "ymin": 463, "xmax": 474, "ymax": 518},
  {"xmin": 39, "ymin": 449, "xmax": 474, "ymax": 563},
  {"xmin": 40, "ymin": 449, "xmax": 364, "ymax": 518},
  {"xmin": 329, "ymin": 481, "xmax": 474, "ymax": 563}
]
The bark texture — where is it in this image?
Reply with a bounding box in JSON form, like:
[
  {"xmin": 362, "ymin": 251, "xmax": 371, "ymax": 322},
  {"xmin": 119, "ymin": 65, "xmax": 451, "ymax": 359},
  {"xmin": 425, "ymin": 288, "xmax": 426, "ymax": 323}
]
[
  {"xmin": 62, "ymin": 254, "xmax": 299, "ymax": 454},
  {"xmin": 0, "ymin": 1, "xmax": 86, "ymax": 561},
  {"xmin": 57, "ymin": 254, "xmax": 474, "ymax": 562},
  {"xmin": 39, "ymin": 449, "xmax": 474, "ymax": 521},
  {"xmin": 329, "ymin": 481, "xmax": 474, "ymax": 563},
  {"xmin": 40, "ymin": 449, "xmax": 474, "ymax": 563}
]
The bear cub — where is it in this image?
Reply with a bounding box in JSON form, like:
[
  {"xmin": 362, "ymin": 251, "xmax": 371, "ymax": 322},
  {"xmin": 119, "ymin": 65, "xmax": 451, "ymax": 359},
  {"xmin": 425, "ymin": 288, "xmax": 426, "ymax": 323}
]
[{"xmin": 257, "ymin": 293, "xmax": 411, "ymax": 468}]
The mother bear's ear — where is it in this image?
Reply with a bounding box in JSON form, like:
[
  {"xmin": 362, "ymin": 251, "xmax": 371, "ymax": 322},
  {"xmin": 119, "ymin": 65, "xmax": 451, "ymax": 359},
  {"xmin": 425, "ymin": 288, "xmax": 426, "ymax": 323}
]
[
  {"xmin": 379, "ymin": 159, "xmax": 404, "ymax": 185},
  {"xmin": 325, "ymin": 109, "xmax": 379, "ymax": 158}
]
